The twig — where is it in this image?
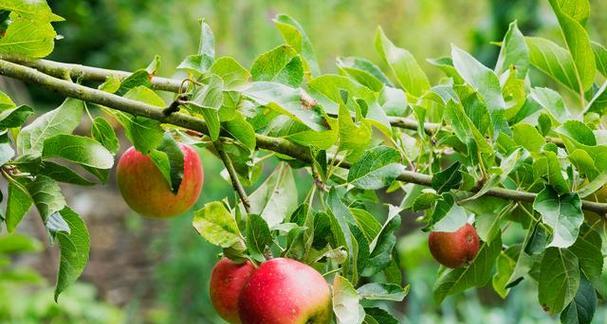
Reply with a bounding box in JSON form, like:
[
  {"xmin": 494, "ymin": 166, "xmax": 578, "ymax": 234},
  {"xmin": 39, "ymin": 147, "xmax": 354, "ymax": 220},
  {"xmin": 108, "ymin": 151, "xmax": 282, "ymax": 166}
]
[
  {"xmin": 0, "ymin": 59, "xmax": 602, "ymax": 216},
  {"xmin": 212, "ymin": 140, "xmax": 251, "ymax": 213}
]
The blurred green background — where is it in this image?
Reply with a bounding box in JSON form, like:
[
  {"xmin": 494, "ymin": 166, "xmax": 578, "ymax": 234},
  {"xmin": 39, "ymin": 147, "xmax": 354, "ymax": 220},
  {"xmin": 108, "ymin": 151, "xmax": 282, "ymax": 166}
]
[{"xmin": 2, "ymin": 0, "xmax": 607, "ymax": 323}]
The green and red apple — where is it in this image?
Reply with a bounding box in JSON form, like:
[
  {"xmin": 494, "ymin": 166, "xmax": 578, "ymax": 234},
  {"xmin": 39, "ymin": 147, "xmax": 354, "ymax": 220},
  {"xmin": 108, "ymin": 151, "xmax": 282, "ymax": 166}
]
[
  {"xmin": 116, "ymin": 144, "xmax": 204, "ymax": 218},
  {"xmin": 428, "ymin": 223, "xmax": 480, "ymax": 268}
]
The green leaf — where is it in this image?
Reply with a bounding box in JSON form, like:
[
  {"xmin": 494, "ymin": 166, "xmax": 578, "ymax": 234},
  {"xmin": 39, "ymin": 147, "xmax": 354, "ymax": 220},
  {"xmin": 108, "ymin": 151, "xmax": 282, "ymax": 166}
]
[
  {"xmin": 5, "ymin": 177, "xmax": 32, "ymax": 232},
  {"xmin": 223, "ymin": 112, "xmax": 256, "ymax": 152},
  {"xmin": 338, "ymin": 104, "xmax": 372, "ymax": 162},
  {"xmin": 248, "ymin": 164, "xmax": 297, "ymax": 227},
  {"xmin": 560, "ymin": 277, "xmax": 597, "ymax": 324},
  {"xmin": 350, "ymin": 208, "xmax": 382, "ymax": 242},
  {"xmin": 119, "ymin": 86, "xmax": 166, "ymax": 153},
  {"xmin": 242, "ymin": 81, "xmax": 325, "ymax": 131},
  {"xmin": 245, "ymin": 214, "xmax": 272, "ymax": 262},
  {"xmin": 592, "ymin": 41, "xmax": 607, "ymax": 76},
  {"xmin": 375, "ymin": 27, "xmax": 429, "ymax": 96},
  {"xmin": 557, "ymin": 120, "xmax": 596, "ymax": 146},
  {"xmin": 42, "ymin": 134, "xmax": 114, "ymax": 169},
  {"xmin": 91, "ymin": 117, "xmax": 119, "ymax": 154},
  {"xmin": 548, "ymin": 0, "xmax": 595, "ymax": 91},
  {"xmin": 569, "ymin": 225, "xmax": 603, "ymax": 281},
  {"xmin": 250, "ymin": 45, "xmax": 302, "ymax": 87},
  {"xmin": 492, "ymin": 246, "xmax": 520, "ymax": 298},
  {"xmin": 54, "ymin": 207, "xmax": 90, "ymax": 301},
  {"xmin": 332, "ymin": 275, "xmax": 365, "ymax": 324},
  {"xmin": 533, "ymin": 186, "xmax": 583, "ymax": 248},
  {"xmin": 0, "ymin": 104, "xmax": 33, "ymax": 129},
  {"xmin": 26, "ymin": 175, "xmax": 65, "ymax": 221},
  {"xmin": 18, "ymin": 98, "xmax": 84, "ymax": 155},
  {"xmin": 526, "ymin": 37, "xmax": 580, "ymax": 92},
  {"xmin": 444, "ymin": 100, "xmax": 492, "ymax": 153},
  {"xmin": 210, "ymin": 56, "xmax": 251, "ymax": 89},
  {"xmin": 531, "ymin": 87, "xmax": 569, "ymax": 122},
  {"xmin": 273, "ymin": 14, "xmax": 320, "ymax": 76},
  {"xmin": 364, "ymin": 205, "xmax": 401, "ymax": 276},
  {"xmin": 39, "ymin": 161, "xmax": 95, "ymax": 186},
  {"xmin": 495, "ymin": 21, "xmax": 529, "ymax": 78},
  {"xmin": 177, "ymin": 54, "xmax": 213, "ymax": 76},
  {"xmin": 512, "ymin": 123, "xmax": 545, "ymax": 154},
  {"xmin": 0, "ymin": 233, "xmax": 42, "ymax": 254},
  {"xmin": 357, "ymin": 283, "xmax": 409, "ymax": 301},
  {"xmin": 451, "ymin": 45, "xmax": 509, "ymax": 137},
  {"xmin": 432, "ymin": 162, "xmax": 462, "ymax": 194},
  {"xmin": 0, "ymin": 12, "xmax": 59, "ymax": 58},
  {"xmin": 337, "ymin": 56, "xmax": 392, "ymax": 91},
  {"xmin": 326, "ymin": 189, "xmax": 359, "ymax": 282},
  {"xmin": 434, "ymin": 233, "xmax": 502, "ymax": 303},
  {"xmin": 148, "ymin": 134, "xmax": 184, "ymax": 193},
  {"xmin": 538, "ymin": 247, "xmax": 580, "ymax": 314},
  {"xmin": 347, "ymin": 146, "xmax": 404, "ymax": 190},
  {"xmin": 192, "ymin": 201, "xmax": 245, "ymax": 250},
  {"xmin": 364, "ymin": 307, "xmax": 398, "ymax": 324},
  {"xmin": 0, "ymin": 131, "xmax": 14, "ymax": 167}
]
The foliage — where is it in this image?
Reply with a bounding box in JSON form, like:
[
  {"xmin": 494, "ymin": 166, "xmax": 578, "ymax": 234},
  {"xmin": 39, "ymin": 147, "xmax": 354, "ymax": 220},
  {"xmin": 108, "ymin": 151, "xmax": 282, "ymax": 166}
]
[{"xmin": 0, "ymin": 0, "xmax": 606, "ymax": 323}]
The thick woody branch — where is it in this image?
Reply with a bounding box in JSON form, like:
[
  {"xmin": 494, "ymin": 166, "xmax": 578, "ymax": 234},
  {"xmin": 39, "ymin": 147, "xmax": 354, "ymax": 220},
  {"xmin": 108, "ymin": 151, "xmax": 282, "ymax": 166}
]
[
  {"xmin": 3, "ymin": 57, "xmax": 565, "ymax": 146},
  {"xmin": 0, "ymin": 58, "xmax": 600, "ymax": 215}
]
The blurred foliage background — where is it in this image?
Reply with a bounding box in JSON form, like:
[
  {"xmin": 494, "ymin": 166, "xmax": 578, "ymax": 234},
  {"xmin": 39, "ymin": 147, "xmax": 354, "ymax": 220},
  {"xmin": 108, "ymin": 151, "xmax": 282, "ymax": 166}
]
[{"xmin": 2, "ymin": 0, "xmax": 607, "ymax": 323}]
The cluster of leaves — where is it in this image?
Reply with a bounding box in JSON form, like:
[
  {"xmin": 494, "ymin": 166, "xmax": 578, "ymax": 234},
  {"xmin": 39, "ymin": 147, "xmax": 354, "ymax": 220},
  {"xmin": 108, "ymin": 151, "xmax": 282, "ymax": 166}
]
[{"xmin": 0, "ymin": 0, "xmax": 606, "ymax": 323}]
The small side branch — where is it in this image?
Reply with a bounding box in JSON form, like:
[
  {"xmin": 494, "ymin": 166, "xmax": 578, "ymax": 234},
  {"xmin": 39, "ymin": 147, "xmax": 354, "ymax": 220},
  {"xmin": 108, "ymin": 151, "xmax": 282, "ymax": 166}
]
[{"xmin": 213, "ymin": 140, "xmax": 251, "ymax": 213}]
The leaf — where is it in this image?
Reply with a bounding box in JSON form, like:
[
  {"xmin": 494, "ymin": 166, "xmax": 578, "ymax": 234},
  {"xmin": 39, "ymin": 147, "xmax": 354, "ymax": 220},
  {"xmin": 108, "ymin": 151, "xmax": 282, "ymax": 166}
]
[
  {"xmin": 492, "ymin": 246, "xmax": 520, "ymax": 298},
  {"xmin": 120, "ymin": 87, "xmax": 166, "ymax": 153},
  {"xmin": 54, "ymin": 207, "xmax": 90, "ymax": 301},
  {"xmin": 337, "ymin": 104, "xmax": 372, "ymax": 162},
  {"xmin": 5, "ymin": 177, "xmax": 32, "ymax": 232},
  {"xmin": 0, "ymin": 104, "xmax": 33, "ymax": 129},
  {"xmin": 0, "ymin": 131, "xmax": 13, "ymax": 167},
  {"xmin": 592, "ymin": 41, "xmax": 607, "ymax": 77},
  {"xmin": 432, "ymin": 162, "xmax": 462, "ymax": 194},
  {"xmin": 326, "ymin": 189, "xmax": 359, "ymax": 282},
  {"xmin": 223, "ymin": 112, "xmax": 256, "ymax": 152},
  {"xmin": 273, "ymin": 14, "xmax": 320, "ymax": 76},
  {"xmin": 26, "ymin": 175, "xmax": 65, "ymax": 222},
  {"xmin": 245, "ymin": 214, "xmax": 272, "ymax": 262},
  {"xmin": 363, "ymin": 205, "xmax": 401, "ymax": 276},
  {"xmin": 0, "ymin": 233, "xmax": 41, "ymax": 253},
  {"xmin": 533, "ymin": 186, "xmax": 583, "ymax": 248},
  {"xmin": 557, "ymin": 120, "xmax": 596, "ymax": 146},
  {"xmin": 364, "ymin": 307, "xmax": 399, "ymax": 324},
  {"xmin": 375, "ymin": 27, "xmax": 429, "ymax": 96},
  {"xmin": 91, "ymin": 117, "xmax": 119, "ymax": 154},
  {"xmin": 0, "ymin": 13, "xmax": 58, "ymax": 58},
  {"xmin": 210, "ymin": 56, "xmax": 251, "ymax": 89},
  {"xmin": 512, "ymin": 123, "xmax": 545, "ymax": 154},
  {"xmin": 526, "ymin": 37, "xmax": 580, "ymax": 92},
  {"xmin": 560, "ymin": 277, "xmax": 597, "ymax": 324},
  {"xmin": 538, "ymin": 247, "xmax": 580, "ymax": 314},
  {"xmin": 192, "ymin": 201, "xmax": 245, "ymax": 250},
  {"xmin": 337, "ymin": 56, "xmax": 392, "ymax": 91},
  {"xmin": 148, "ymin": 134, "xmax": 184, "ymax": 193},
  {"xmin": 42, "ymin": 134, "xmax": 114, "ymax": 169},
  {"xmin": 347, "ymin": 146, "xmax": 404, "ymax": 190},
  {"xmin": 186, "ymin": 76, "xmax": 224, "ymax": 141},
  {"xmin": 495, "ymin": 21, "xmax": 529, "ymax": 78},
  {"xmin": 548, "ymin": 0, "xmax": 595, "ymax": 91},
  {"xmin": 569, "ymin": 225, "xmax": 603, "ymax": 281},
  {"xmin": 248, "ymin": 164, "xmax": 297, "ymax": 227},
  {"xmin": 242, "ymin": 81, "xmax": 325, "ymax": 131},
  {"xmin": 18, "ymin": 98, "xmax": 84, "ymax": 155},
  {"xmin": 39, "ymin": 161, "xmax": 95, "ymax": 186},
  {"xmin": 250, "ymin": 45, "xmax": 302, "ymax": 87},
  {"xmin": 350, "ymin": 208, "xmax": 382, "ymax": 242},
  {"xmin": 451, "ymin": 45, "xmax": 509, "ymax": 137},
  {"xmin": 434, "ymin": 233, "xmax": 502, "ymax": 303},
  {"xmin": 332, "ymin": 275, "xmax": 365, "ymax": 324},
  {"xmin": 357, "ymin": 283, "xmax": 409, "ymax": 301},
  {"xmin": 530, "ymin": 87, "xmax": 569, "ymax": 122}
]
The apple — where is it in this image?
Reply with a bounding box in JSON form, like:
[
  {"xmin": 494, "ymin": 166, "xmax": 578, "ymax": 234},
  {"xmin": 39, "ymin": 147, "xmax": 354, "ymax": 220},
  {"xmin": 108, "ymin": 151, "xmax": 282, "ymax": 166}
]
[
  {"xmin": 238, "ymin": 258, "xmax": 331, "ymax": 324},
  {"xmin": 116, "ymin": 144, "xmax": 204, "ymax": 218},
  {"xmin": 210, "ymin": 258, "xmax": 256, "ymax": 324},
  {"xmin": 428, "ymin": 223, "xmax": 480, "ymax": 268}
]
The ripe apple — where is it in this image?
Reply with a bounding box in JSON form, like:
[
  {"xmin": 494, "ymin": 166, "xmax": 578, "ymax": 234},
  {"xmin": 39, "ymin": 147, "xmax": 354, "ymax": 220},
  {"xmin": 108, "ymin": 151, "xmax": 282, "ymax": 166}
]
[
  {"xmin": 116, "ymin": 144, "xmax": 203, "ymax": 218},
  {"xmin": 210, "ymin": 258, "xmax": 256, "ymax": 324},
  {"xmin": 428, "ymin": 223, "xmax": 480, "ymax": 268},
  {"xmin": 238, "ymin": 258, "xmax": 331, "ymax": 324}
]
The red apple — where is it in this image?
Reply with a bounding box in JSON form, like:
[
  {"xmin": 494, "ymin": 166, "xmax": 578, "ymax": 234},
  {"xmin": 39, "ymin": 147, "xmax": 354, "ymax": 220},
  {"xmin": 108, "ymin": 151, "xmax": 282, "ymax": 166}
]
[
  {"xmin": 210, "ymin": 258, "xmax": 256, "ymax": 324},
  {"xmin": 428, "ymin": 223, "xmax": 480, "ymax": 268},
  {"xmin": 116, "ymin": 144, "xmax": 203, "ymax": 218},
  {"xmin": 238, "ymin": 258, "xmax": 331, "ymax": 324}
]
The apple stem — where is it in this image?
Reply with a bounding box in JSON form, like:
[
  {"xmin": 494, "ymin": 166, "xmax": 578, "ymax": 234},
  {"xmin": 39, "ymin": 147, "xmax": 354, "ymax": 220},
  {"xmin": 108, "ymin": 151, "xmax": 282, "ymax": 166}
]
[{"xmin": 212, "ymin": 140, "xmax": 251, "ymax": 213}]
